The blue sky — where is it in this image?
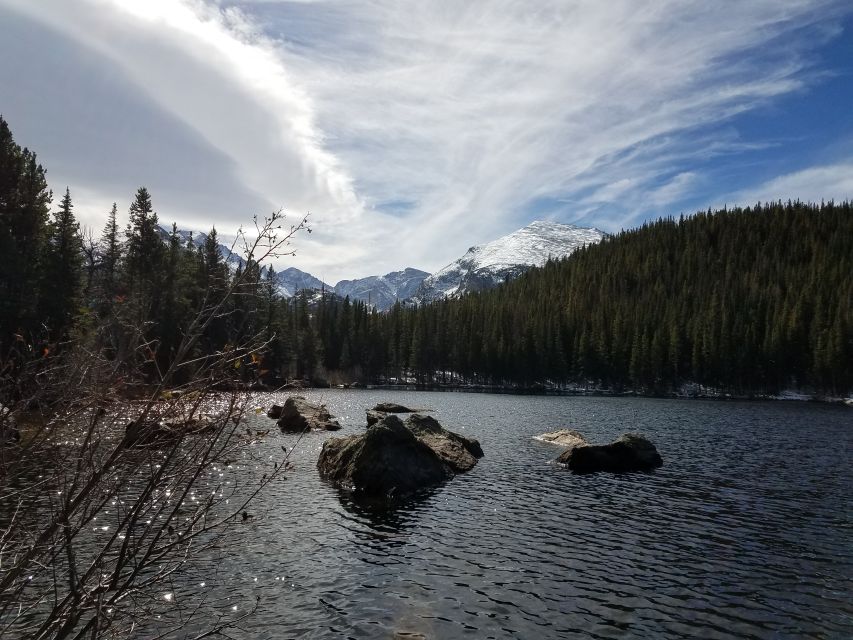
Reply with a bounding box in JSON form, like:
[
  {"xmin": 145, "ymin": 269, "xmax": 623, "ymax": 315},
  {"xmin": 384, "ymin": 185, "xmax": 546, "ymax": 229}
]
[{"xmin": 0, "ymin": 0, "xmax": 851, "ymax": 281}]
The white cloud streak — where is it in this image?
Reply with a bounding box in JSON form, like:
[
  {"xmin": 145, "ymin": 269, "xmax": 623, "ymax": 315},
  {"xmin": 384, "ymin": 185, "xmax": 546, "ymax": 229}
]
[
  {"xmin": 1, "ymin": 0, "xmax": 849, "ymax": 280},
  {"xmin": 728, "ymin": 162, "xmax": 853, "ymax": 206}
]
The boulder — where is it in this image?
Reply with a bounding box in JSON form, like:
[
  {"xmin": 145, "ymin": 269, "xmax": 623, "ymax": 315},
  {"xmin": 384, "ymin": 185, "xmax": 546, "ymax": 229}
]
[
  {"xmin": 318, "ymin": 414, "xmax": 482, "ymax": 495},
  {"xmin": 558, "ymin": 433, "xmax": 663, "ymax": 473},
  {"xmin": 366, "ymin": 409, "xmax": 387, "ymax": 426},
  {"xmin": 267, "ymin": 404, "xmax": 284, "ymax": 419},
  {"xmin": 372, "ymin": 402, "xmax": 421, "ymax": 413},
  {"xmin": 535, "ymin": 429, "xmax": 589, "ymax": 449},
  {"xmin": 404, "ymin": 414, "xmax": 483, "ymax": 472},
  {"xmin": 318, "ymin": 415, "xmax": 452, "ymax": 495},
  {"xmin": 276, "ymin": 396, "xmax": 341, "ymax": 432}
]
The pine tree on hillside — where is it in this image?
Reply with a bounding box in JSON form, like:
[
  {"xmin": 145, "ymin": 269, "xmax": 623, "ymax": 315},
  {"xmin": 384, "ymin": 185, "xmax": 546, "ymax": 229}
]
[
  {"xmin": 99, "ymin": 202, "xmax": 122, "ymax": 310},
  {"xmin": 0, "ymin": 115, "xmax": 52, "ymax": 346},
  {"xmin": 40, "ymin": 187, "xmax": 82, "ymax": 340},
  {"xmin": 124, "ymin": 187, "xmax": 163, "ymax": 292}
]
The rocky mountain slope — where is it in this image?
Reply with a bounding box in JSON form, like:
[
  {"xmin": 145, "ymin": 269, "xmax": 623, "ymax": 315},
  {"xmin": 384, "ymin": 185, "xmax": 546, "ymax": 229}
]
[{"xmin": 413, "ymin": 221, "xmax": 605, "ymax": 302}]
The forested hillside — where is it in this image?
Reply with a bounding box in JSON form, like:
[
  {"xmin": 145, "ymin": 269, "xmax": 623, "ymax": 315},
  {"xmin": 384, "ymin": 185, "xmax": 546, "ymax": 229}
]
[
  {"xmin": 1, "ymin": 114, "xmax": 850, "ymax": 397},
  {"xmin": 283, "ymin": 201, "xmax": 852, "ymax": 395}
]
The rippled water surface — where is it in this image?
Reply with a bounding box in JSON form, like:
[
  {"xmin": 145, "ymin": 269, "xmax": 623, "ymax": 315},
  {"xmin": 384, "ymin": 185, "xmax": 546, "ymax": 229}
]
[{"xmin": 187, "ymin": 392, "xmax": 852, "ymax": 639}]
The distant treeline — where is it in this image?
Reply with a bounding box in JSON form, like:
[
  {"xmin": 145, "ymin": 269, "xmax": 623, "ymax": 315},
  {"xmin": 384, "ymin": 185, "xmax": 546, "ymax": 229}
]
[
  {"xmin": 1, "ymin": 115, "xmax": 851, "ymax": 395},
  {"xmin": 285, "ymin": 201, "xmax": 852, "ymax": 395}
]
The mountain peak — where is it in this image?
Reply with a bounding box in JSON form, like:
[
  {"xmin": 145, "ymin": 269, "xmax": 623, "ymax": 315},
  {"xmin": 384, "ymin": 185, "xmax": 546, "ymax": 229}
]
[{"xmin": 415, "ymin": 220, "xmax": 605, "ymax": 302}]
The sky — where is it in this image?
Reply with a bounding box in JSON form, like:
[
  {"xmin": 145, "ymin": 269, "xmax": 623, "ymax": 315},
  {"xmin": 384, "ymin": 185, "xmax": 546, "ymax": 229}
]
[{"xmin": 1, "ymin": 0, "xmax": 851, "ymax": 282}]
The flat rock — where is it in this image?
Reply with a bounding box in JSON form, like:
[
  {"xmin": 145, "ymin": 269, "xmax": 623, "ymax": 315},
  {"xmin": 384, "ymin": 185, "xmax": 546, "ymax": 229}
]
[
  {"xmin": 558, "ymin": 433, "xmax": 663, "ymax": 473},
  {"xmin": 372, "ymin": 402, "xmax": 422, "ymax": 413},
  {"xmin": 123, "ymin": 417, "xmax": 215, "ymax": 448},
  {"xmin": 277, "ymin": 396, "xmax": 341, "ymax": 432},
  {"xmin": 535, "ymin": 429, "xmax": 589, "ymax": 449}
]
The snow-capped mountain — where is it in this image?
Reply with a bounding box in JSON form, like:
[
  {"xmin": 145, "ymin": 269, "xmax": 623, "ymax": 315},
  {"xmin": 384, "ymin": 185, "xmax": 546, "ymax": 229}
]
[
  {"xmin": 414, "ymin": 221, "xmax": 605, "ymax": 302},
  {"xmin": 333, "ymin": 268, "xmax": 429, "ymax": 311},
  {"xmin": 155, "ymin": 220, "xmax": 604, "ymax": 308},
  {"xmin": 273, "ymin": 267, "xmax": 330, "ymax": 298},
  {"xmin": 156, "ymin": 225, "xmax": 244, "ymax": 267}
]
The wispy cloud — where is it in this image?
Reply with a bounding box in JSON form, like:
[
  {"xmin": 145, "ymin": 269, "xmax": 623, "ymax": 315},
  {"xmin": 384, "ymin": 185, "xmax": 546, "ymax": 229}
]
[
  {"xmin": 1, "ymin": 0, "xmax": 849, "ymax": 280},
  {"xmin": 727, "ymin": 162, "xmax": 853, "ymax": 206}
]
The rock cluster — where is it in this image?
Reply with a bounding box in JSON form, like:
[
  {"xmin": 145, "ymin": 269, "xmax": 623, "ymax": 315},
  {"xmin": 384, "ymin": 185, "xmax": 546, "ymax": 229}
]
[
  {"xmin": 318, "ymin": 413, "xmax": 482, "ymax": 495},
  {"xmin": 556, "ymin": 433, "xmax": 663, "ymax": 473},
  {"xmin": 273, "ymin": 396, "xmax": 341, "ymax": 432},
  {"xmin": 365, "ymin": 402, "xmax": 426, "ymax": 426}
]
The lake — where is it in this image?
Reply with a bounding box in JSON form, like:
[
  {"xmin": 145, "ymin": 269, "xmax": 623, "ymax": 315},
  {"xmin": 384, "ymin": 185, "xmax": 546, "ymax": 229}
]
[{"xmin": 166, "ymin": 390, "xmax": 852, "ymax": 639}]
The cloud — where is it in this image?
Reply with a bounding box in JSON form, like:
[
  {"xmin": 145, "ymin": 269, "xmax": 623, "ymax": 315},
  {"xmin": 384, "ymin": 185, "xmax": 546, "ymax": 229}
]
[
  {"xmin": 727, "ymin": 162, "xmax": 853, "ymax": 206},
  {"xmin": 1, "ymin": 0, "xmax": 850, "ymax": 281}
]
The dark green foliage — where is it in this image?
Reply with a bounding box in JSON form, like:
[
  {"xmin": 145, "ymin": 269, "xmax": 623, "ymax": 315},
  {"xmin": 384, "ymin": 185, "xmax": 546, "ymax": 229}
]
[
  {"xmin": 273, "ymin": 201, "xmax": 851, "ymax": 395},
  {"xmin": 352, "ymin": 201, "xmax": 850, "ymax": 394},
  {"xmin": 0, "ymin": 117, "xmax": 849, "ymax": 394},
  {"xmin": 39, "ymin": 188, "xmax": 82, "ymax": 339},
  {"xmin": 0, "ymin": 115, "xmax": 52, "ymax": 345}
]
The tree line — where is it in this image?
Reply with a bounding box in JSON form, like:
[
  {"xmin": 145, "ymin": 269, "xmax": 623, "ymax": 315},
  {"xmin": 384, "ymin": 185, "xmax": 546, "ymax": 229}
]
[
  {"xmin": 285, "ymin": 201, "xmax": 852, "ymax": 395},
  {"xmin": 2, "ymin": 114, "xmax": 850, "ymax": 397}
]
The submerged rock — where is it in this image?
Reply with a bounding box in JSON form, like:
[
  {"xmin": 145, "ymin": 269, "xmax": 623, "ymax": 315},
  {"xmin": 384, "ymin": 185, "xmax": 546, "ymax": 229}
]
[
  {"xmin": 123, "ymin": 417, "xmax": 215, "ymax": 448},
  {"xmin": 535, "ymin": 429, "xmax": 589, "ymax": 449},
  {"xmin": 276, "ymin": 396, "xmax": 341, "ymax": 432},
  {"xmin": 372, "ymin": 402, "xmax": 421, "ymax": 413},
  {"xmin": 318, "ymin": 414, "xmax": 482, "ymax": 495},
  {"xmin": 558, "ymin": 433, "xmax": 663, "ymax": 473}
]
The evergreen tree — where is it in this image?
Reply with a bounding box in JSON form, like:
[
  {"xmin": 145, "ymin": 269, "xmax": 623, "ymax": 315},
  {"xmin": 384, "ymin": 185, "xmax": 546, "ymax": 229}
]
[
  {"xmin": 0, "ymin": 115, "xmax": 52, "ymax": 346},
  {"xmin": 40, "ymin": 187, "xmax": 82, "ymax": 339}
]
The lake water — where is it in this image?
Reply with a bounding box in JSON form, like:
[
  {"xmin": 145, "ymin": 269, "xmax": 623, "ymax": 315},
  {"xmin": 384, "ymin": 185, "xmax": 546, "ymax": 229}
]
[{"xmin": 173, "ymin": 390, "xmax": 852, "ymax": 639}]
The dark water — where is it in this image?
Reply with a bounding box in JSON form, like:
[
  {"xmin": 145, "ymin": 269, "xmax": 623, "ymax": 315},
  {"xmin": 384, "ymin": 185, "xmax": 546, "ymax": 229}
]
[{"xmin": 182, "ymin": 392, "xmax": 852, "ymax": 639}]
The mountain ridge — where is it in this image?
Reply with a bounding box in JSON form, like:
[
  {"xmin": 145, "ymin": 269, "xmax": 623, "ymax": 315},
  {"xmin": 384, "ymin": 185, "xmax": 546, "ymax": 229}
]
[{"xmin": 158, "ymin": 220, "xmax": 605, "ymax": 309}]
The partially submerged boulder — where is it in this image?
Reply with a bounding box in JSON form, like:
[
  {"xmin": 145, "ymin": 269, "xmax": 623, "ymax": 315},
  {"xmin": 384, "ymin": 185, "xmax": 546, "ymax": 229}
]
[
  {"xmin": 277, "ymin": 396, "xmax": 341, "ymax": 432},
  {"xmin": 558, "ymin": 433, "xmax": 663, "ymax": 473},
  {"xmin": 123, "ymin": 417, "xmax": 215, "ymax": 448},
  {"xmin": 318, "ymin": 414, "xmax": 482, "ymax": 495},
  {"xmin": 372, "ymin": 402, "xmax": 421, "ymax": 414},
  {"xmin": 535, "ymin": 429, "xmax": 589, "ymax": 450},
  {"xmin": 366, "ymin": 409, "xmax": 386, "ymax": 426},
  {"xmin": 405, "ymin": 414, "xmax": 482, "ymax": 473}
]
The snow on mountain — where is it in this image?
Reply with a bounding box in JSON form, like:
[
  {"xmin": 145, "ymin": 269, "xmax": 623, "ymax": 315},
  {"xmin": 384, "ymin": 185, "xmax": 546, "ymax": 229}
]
[
  {"xmin": 414, "ymin": 221, "xmax": 605, "ymax": 302},
  {"xmin": 156, "ymin": 225, "xmax": 244, "ymax": 267},
  {"xmin": 273, "ymin": 267, "xmax": 330, "ymax": 298},
  {"xmin": 333, "ymin": 268, "xmax": 429, "ymax": 311}
]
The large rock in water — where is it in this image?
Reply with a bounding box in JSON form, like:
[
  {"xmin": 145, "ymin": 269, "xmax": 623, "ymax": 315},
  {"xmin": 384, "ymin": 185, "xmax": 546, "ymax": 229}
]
[
  {"xmin": 277, "ymin": 396, "xmax": 341, "ymax": 432},
  {"xmin": 366, "ymin": 409, "xmax": 386, "ymax": 426},
  {"xmin": 558, "ymin": 433, "xmax": 663, "ymax": 473},
  {"xmin": 535, "ymin": 429, "xmax": 588, "ymax": 449},
  {"xmin": 317, "ymin": 414, "xmax": 482, "ymax": 495},
  {"xmin": 404, "ymin": 414, "xmax": 483, "ymax": 472}
]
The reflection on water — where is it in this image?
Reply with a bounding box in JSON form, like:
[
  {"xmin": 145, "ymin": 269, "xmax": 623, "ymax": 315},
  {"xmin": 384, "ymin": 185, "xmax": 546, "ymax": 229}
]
[{"xmin": 9, "ymin": 391, "xmax": 853, "ymax": 638}]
